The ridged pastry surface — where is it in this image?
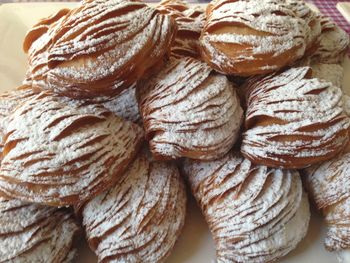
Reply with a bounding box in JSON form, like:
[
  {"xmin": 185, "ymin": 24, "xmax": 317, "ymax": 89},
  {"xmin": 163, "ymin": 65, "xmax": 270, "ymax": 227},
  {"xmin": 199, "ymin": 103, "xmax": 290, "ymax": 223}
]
[
  {"xmin": 24, "ymin": 0, "xmax": 177, "ymax": 99},
  {"xmin": 242, "ymin": 66, "xmax": 350, "ymax": 168},
  {"xmin": 81, "ymin": 150, "xmax": 186, "ymax": 263},
  {"xmin": 157, "ymin": 0, "xmax": 205, "ymax": 59},
  {"xmin": 312, "ymin": 16, "xmax": 350, "ymax": 64},
  {"xmin": 200, "ymin": 0, "xmax": 309, "ymax": 76},
  {"xmin": 0, "ymin": 91, "xmax": 144, "ymax": 206},
  {"xmin": 0, "ymin": 197, "xmax": 79, "ymax": 263},
  {"xmin": 183, "ymin": 152, "xmax": 310, "ymax": 263},
  {"xmin": 304, "ymin": 150, "xmax": 350, "ymax": 251},
  {"xmin": 138, "ymin": 56, "xmax": 243, "ymax": 160}
]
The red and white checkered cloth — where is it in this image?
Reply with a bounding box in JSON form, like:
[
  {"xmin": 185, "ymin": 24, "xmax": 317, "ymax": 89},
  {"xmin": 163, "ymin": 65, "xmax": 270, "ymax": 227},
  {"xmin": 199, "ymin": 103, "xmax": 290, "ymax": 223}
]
[{"xmin": 310, "ymin": 0, "xmax": 350, "ymax": 34}]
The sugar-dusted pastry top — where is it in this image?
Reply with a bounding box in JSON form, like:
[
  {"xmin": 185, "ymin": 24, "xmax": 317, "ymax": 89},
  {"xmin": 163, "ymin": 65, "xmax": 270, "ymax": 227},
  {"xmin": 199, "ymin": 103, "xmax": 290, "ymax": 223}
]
[
  {"xmin": 311, "ymin": 63, "xmax": 344, "ymax": 88},
  {"xmin": 242, "ymin": 66, "xmax": 350, "ymax": 168},
  {"xmin": 24, "ymin": 0, "xmax": 177, "ymax": 99},
  {"xmin": 312, "ymin": 16, "xmax": 350, "ymax": 64},
  {"xmin": 157, "ymin": 0, "xmax": 205, "ymax": 58},
  {"xmin": 304, "ymin": 150, "xmax": 350, "ymax": 251},
  {"xmin": 138, "ymin": 56, "xmax": 243, "ymax": 160},
  {"xmin": 0, "ymin": 91, "xmax": 144, "ymax": 206},
  {"xmin": 183, "ymin": 152, "xmax": 310, "ymax": 263},
  {"xmin": 285, "ymin": 0, "xmax": 321, "ymax": 53},
  {"xmin": 0, "ymin": 197, "xmax": 79, "ymax": 263},
  {"xmin": 200, "ymin": 0, "xmax": 309, "ymax": 76},
  {"xmin": 23, "ymin": 9, "xmax": 70, "ymax": 90},
  {"xmin": 81, "ymin": 149, "xmax": 186, "ymax": 263}
]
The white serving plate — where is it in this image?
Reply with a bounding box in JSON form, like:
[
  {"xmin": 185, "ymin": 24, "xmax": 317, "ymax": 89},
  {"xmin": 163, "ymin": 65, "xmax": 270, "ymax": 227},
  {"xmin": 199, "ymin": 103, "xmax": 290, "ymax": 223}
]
[{"xmin": 0, "ymin": 2, "xmax": 349, "ymax": 263}]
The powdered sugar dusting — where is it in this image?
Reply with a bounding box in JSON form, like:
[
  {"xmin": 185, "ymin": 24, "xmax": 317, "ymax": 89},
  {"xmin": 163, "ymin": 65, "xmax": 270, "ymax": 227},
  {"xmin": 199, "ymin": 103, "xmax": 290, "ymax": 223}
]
[
  {"xmin": 304, "ymin": 150, "xmax": 350, "ymax": 251},
  {"xmin": 82, "ymin": 149, "xmax": 186, "ymax": 263},
  {"xmin": 138, "ymin": 57, "xmax": 243, "ymax": 160},
  {"xmin": 0, "ymin": 91, "xmax": 144, "ymax": 206},
  {"xmin": 183, "ymin": 152, "xmax": 310, "ymax": 263},
  {"xmin": 157, "ymin": 0, "xmax": 205, "ymax": 58},
  {"xmin": 312, "ymin": 16, "xmax": 349, "ymax": 64},
  {"xmin": 200, "ymin": 0, "xmax": 309, "ymax": 75},
  {"xmin": 43, "ymin": 0, "xmax": 176, "ymax": 98},
  {"xmin": 0, "ymin": 197, "xmax": 79, "ymax": 262},
  {"xmin": 242, "ymin": 66, "xmax": 350, "ymax": 168}
]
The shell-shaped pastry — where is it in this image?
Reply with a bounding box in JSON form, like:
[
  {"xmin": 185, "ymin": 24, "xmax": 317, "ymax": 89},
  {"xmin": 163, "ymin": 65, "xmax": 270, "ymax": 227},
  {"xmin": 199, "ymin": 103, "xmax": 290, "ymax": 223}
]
[
  {"xmin": 40, "ymin": 0, "xmax": 177, "ymax": 99},
  {"xmin": 138, "ymin": 56, "xmax": 243, "ymax": 161},
  {"xmin": 0, "ymin": 86, "xmax": 36, "ymax": 163},
  {"xmin": 157, "ymin": 0, "xmax": 205, "ymax": 59},
  {"xmin": 183, "ymin": 152, "xmax": 310, "ymax": 263},
  {"xmin": 241, "ymin": 66, "xmax": 350, "ymax": 169},
  {"xmin": 102, "ymin": 85, "xmax": 141, "ymax": 124},
  {"xmin": 304, "ymin": 149, "xmax": 350, "ymax": 252},
  {"xmin": 23, "ymin": 9, "xmax": 70, "ymax": 90},
  {"xmin": 81, "ymin": 149, "xmax": 186, "ymax": 263},
  {"xmin": 312, "ymin": 16, "xmax": 349, "ymax": 64},
  {"xmin": 199, "ymin": 0, "xmax": 308, "ymax": 76},
  {"xmin": 0, "ymin": 197, "xmax": 79, "ymax": 262},
  {"xmin": 311, "ymin": 63, "xmax": 344, "ymax": 89},
  {"xmin": 0, "ymin": 91, "xmax": 144, "ymax": 206},
  {"xmin": 285, "ymin": 0, "xmax": 321, "ymax": 54}
]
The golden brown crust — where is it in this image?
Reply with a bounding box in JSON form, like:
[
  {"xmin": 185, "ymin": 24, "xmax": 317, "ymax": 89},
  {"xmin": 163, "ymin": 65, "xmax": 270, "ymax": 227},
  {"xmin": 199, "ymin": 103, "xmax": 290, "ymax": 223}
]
[
  {"xmin": 138, "ymin": 56, "xmax": 243, "ymax": 161},
  {"xmin": 0, "ymin": 91, "xmax": 144, "ymax": 206},
  {"xmin": 81, "ymin": 149, "xmax": 186, "ymax": 263},
  {"xmin": 24, "ymin": 0, "xmax": 177, "ymax": 99},
  {"xmin": 304, "ymin": 149, "xmax": 350, "ymax": 251},
  {"xmin": 0, "ymin": 197, "xmax": 80, "ymax": 263},
  {"xmin": 183, "ymin": 151, "xmax": 310, "ymax": 263},
  {"xmin": 199, "ymin": 0, "xmax": 309, "ymax": 76},
  {"xmin": 157, "ymin": 0, "xmax": 205, "ymax": 59},
  {"xmin": 241, "ymin": 66, "xmax": 350, "ymax": 169}
]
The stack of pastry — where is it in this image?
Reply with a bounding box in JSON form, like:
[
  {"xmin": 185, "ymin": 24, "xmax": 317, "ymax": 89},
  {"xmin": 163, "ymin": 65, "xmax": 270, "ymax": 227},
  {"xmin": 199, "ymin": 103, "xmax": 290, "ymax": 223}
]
[{"xmin": 0, "ymin": 0, "xmax": 349, "ymax": 262}]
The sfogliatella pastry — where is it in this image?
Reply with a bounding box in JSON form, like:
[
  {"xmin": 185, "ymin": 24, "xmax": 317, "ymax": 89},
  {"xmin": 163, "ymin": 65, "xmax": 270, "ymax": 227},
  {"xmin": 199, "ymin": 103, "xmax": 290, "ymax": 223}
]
[
  {"xmin": 311, "ymin": 63, "xmax": 344, "ymax": 88},
  {"xmin": 157, "ymin": 0, "xmax": 205, "ymax": 59},
  {"xmin": 138, "ymin": 56, "xmax": 243, "ymax": 161},
  {"xmin": 199, "ymin": 0, "xmax": 308, "ymax": 76},
  {"xmin": 304, "ymin": 148, "xmax": 350, "ymax": 259},
  {"xmin": 23, "ymin": 8, "xmax": 70, "ymax": 90},
  {"xmin": 0, "ymin": 91, "xmax": 144, "ymax": 206},
  {"xmin": 241, "ymin": 66, "xmax": 350, "ymax": 169},
  {"xmin": 183, "ymin": 152, "xmax": 310, "ymax": 263},
  {"xmin": 24, "ymin": 0, "xmax": 177, "ymax": 99},
  {"xmin": 312, "ymin": 16, "xmax": 349, "ymax": 64},
  {"xmin": 285, "ymin": 0, "xmax": 321, "ymax": 55},
  {"xmin": 81, "ymin": 149, "xmax": 186, "ymax": 263},
  {"xmin": 0, "ymin": 197, "xmax": 79, "ymax": 262}
]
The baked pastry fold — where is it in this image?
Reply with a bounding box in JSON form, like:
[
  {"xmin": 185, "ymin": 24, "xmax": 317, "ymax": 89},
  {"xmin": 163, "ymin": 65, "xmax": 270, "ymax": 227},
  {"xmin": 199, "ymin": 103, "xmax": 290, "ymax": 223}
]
[
  {"xmin": 0, "ymin": 91, "xmax": 144, "ymax": 206},
  {"xmin": 24, "ymin": 0, "xmax": 177, "ymax": 99},
  {"xmin": 199, "ymin": 0, "xmax": 309, "ymax": 76},
  {"xmin": 138, "ymin": 56, "xmax": 243, "ymax": 160},
  {"xmin": 304, "ymin": 148, "xmax": 350, "ymax": 252},
  {"xmin": 0, "ymin": 197, "xmax": 79, "ymax": 263},
  {"xmin": 241, "ymin": 66, "xmax": 350, "ymax": 168},
  {"xmin": 183, "ymin": 152, "xmax": 310, "ymax": 263},
  {"xmin": 81, "ymin": 149, "xmax": 186, "ymax": 263}
]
